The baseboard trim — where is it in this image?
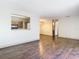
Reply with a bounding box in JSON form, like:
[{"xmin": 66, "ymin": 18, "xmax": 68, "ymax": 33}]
[
  {"xmin": 0, "ymin": 40, "xmax": 39, "ymax": 49},
  {"xmin": 58, "ymin": 36, "xmax": 79, "ymax": 40}
]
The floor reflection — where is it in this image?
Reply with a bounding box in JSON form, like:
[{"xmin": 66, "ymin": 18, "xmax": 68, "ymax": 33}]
[
  {"xmin": 39, "ymin": 35, "xmax": 79, "ymax": 59},
  {"xmin": 39, "ymin": 35, "xmax": 57, "ymax": 59},
  {"xmin": 1, "ymin": 35, "xmax": 79, "ymax": 59}
]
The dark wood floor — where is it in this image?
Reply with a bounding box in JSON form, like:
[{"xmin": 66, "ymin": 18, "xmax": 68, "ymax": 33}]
[
  {"xmin": 0, "ymin": 35, "xmax": 79, "ymax": 59},
  {"xmin": 0, "ymin": 41, "xmax": 40, "ymax": 59},
  {"xmin": 40, "ymin": 35, "xmax": 79, "ymax": 59}
]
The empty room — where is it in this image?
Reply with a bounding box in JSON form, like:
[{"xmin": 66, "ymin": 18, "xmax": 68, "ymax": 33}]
[{"xmin": 0, "ymin": 0, "xmax": 79, "ymax": 59}]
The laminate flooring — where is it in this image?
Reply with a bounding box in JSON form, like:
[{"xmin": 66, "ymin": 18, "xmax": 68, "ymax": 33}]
[{"xmin": 0, "ymin": 35, "xmax": 79, "ymax": 59}]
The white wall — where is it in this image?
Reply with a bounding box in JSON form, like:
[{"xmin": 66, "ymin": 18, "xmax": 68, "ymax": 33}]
[
  {"xmin": 59, "ymin": 16, "xmax": 79, "ymax": 39},
  {"xmin": 0, "ymin": 9, "xmax": 40, "ymax": 48}
]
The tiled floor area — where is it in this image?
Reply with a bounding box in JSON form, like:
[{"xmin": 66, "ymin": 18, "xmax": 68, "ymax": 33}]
[{"xmin": 0, "ymin": 35, "xmax": 79, "ymax": 59}]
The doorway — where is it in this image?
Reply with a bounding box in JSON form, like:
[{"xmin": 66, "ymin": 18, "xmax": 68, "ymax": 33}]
[{"xmin": 40, "ymin": 19, "xmax": 59, "ymax": 38}]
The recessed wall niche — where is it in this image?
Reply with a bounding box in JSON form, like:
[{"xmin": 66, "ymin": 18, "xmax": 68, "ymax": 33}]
[{"xmin": 11, "ymin": 14, "xmax": 30, "ymax": 30}]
